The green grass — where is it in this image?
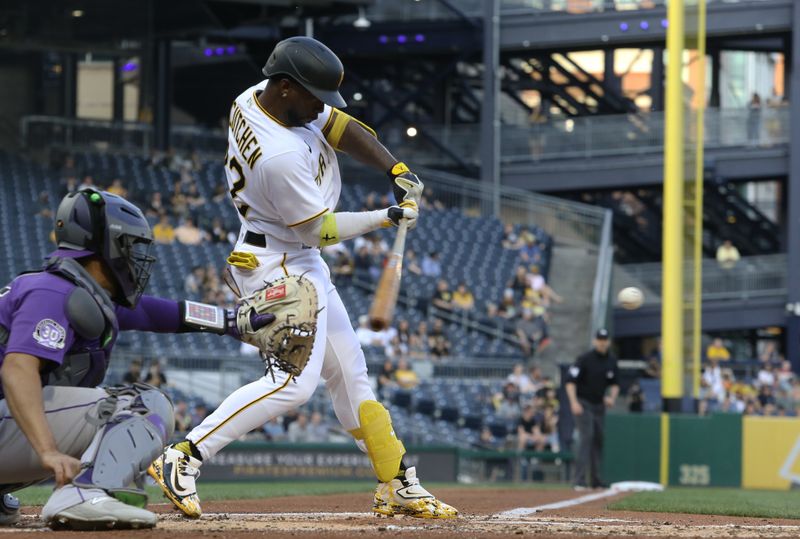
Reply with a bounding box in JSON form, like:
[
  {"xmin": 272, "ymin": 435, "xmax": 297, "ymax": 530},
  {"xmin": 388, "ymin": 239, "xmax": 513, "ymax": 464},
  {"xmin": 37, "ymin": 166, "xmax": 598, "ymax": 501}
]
[
  {"xmin": 609, "ymin": 487, "xmax": 800, "ymax": 520},
  {"xmin": 14, "ymin": 481, "xmax": 569, "ymax": 507}
]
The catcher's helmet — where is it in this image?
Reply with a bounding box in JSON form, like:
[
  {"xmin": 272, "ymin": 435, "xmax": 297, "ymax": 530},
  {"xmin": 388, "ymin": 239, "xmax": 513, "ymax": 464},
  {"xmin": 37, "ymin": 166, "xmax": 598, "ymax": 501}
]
[
  {"xmin": 54, "ymin": 188, "xmax": 156, "ymax": 308},
  {"xmin": 262, "ymin": 36, "xmax": 346, "ymax": 108}
]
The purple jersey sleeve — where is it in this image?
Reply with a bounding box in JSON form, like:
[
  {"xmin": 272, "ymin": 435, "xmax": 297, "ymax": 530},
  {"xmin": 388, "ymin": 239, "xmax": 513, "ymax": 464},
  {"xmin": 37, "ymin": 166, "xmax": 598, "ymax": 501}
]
[
  {"xmin": 5, "ymin": 288, "xmax": 75, "ymax": 365},
  {"xmin": 116, "ymin": 295, "xmax": 181, "ymax": 333}
]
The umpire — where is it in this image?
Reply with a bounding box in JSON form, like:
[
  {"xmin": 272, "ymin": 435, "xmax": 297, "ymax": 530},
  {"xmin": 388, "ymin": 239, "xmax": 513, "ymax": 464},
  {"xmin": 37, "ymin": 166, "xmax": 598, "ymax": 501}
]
[{"xmin": 565, "ymin": 328, "xmax": 619, "ymax": 490}]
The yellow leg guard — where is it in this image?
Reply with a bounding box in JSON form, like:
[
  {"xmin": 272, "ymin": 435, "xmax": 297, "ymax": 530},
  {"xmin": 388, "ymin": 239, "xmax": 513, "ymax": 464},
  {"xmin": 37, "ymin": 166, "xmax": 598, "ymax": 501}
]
[{"xmin": 350, "ymin": 400, "xmax": 406, "ymax": 483}]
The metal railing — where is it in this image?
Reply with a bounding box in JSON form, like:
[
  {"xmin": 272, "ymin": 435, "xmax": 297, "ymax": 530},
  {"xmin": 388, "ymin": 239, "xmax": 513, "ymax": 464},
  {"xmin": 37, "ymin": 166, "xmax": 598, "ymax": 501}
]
[
  {"xmin": 362, "ymin": 0, "xmax": 780, "ymax": 22},
  {"xmin": 382, "ymin": 107, "xmax": 790, "ymax": 165},
  {"xmin": 613, "ymin": 253, "xmax": 787, "ymax": 304}
]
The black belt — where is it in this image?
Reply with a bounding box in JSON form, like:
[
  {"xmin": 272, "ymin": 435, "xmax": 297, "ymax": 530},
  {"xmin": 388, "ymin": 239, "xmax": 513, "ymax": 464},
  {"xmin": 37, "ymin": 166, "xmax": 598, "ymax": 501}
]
[{"xmin": 244, "ymin": 231, "xmax": 266, "ymax": 248}]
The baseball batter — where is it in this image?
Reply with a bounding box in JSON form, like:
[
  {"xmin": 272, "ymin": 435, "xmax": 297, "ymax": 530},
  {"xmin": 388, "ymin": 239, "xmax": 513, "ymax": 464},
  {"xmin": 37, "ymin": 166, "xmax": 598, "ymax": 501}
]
[
  {"xmin": 0, "ymin": 189, "xmax": 274, "ymax": 530},
  {"xmin": 149, "ymin": 36, "xmax": 457, "ymax": 519}
]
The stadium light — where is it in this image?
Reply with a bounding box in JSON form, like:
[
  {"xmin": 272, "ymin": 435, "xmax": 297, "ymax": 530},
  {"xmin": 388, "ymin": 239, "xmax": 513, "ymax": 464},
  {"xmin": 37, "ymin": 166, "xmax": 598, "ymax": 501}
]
[
  {"xmin": 406, "ymin": 126, "xmax": 418, "ymax": 137},
  {"xmin": 353, "ymin": 92, "xmax": 363, "ymax": 101},
  {"xmin": 353, "ymin": 7, "xmax": 371, "ymax": 29},
  {"xmin": 640, "ymin": 21, "xmax": 649, "ymax": 30},
  {"xmin": 71, "ymin": 9, "xmax": 84, "ymax": 17}
]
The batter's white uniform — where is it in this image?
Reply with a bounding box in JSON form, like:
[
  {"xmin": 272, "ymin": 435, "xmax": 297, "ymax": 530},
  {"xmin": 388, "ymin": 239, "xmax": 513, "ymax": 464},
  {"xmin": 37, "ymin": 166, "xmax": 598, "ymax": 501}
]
[{"xmin": 186, "ymin": 80, "xmax": 375, "ymax": 459}]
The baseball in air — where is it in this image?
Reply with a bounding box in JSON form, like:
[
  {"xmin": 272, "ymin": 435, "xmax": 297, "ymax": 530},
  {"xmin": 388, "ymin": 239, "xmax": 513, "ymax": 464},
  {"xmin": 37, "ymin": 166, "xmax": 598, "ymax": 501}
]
[{"xmin": 617, "ymin": 287, "xmax": 644, "ymax": 310}]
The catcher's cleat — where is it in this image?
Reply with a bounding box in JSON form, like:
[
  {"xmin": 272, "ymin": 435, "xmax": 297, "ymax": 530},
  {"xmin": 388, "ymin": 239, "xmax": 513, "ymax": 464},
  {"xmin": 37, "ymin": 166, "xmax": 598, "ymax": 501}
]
[
  {"xmin": 372, "ymin": 467, "xmax": 458, "ymax": 519},
  {"xmin": 0, "ymin": 494, "xmax": 20, "ymax": 526},
  {"xmin": 45, "ymin": 495, "xmax": 156, "ymax": 531},
  {"xmin": 147, "ymin": 446, "xmax": 202, "ymax": 518}
]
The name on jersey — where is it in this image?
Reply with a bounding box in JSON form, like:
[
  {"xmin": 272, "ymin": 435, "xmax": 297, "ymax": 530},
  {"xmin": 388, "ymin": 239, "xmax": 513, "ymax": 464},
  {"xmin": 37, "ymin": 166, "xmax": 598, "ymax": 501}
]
[{"xmin": 229, "ymin": 101, "xmax": 263, "ymax": 169}]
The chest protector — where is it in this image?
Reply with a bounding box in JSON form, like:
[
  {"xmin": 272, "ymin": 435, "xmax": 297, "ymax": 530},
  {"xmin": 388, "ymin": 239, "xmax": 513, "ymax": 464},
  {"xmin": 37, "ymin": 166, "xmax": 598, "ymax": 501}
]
[{"xmin": 42, "ymin": 257, "xmax": 119, "ymax": 388}]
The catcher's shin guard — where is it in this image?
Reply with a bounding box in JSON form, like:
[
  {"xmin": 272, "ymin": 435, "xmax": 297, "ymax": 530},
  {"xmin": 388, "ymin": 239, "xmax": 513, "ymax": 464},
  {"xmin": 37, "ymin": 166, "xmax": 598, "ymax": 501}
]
[{"xmin": 349, "ymin": 400, "xmax": 405, "ymax": 483}]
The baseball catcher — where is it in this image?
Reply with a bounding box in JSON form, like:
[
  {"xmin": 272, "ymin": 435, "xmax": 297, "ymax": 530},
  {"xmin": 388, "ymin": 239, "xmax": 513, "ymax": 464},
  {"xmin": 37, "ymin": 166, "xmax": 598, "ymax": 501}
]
[{"xmin": 0, "ymin": 188, "xmax": 274, "ymax": 530}]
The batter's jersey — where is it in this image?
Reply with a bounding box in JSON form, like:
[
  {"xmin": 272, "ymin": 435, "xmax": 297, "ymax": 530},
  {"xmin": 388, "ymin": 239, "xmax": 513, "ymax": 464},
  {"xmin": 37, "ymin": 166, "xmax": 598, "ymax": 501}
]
[{"xmin": 224, "ymin": 79, "xmax": 341, "ymax": 243}]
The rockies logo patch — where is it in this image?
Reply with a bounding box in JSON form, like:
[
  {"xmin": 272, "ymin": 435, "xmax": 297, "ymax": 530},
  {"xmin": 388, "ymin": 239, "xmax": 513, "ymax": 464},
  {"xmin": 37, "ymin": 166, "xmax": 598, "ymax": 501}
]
[{"xmin": 33, "ymin": 319, "xmax": 66, "ymax": 350}]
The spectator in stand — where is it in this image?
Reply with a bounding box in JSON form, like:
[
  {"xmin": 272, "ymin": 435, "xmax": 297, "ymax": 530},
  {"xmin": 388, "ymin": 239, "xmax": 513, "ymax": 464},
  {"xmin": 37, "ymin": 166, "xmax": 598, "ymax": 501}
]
[
  {"xmin": 508, "ymin": 266, "xmax": 529, "ymax": 296},
  {"xmin": 494, "ymin": 382, "xmax": 522, "ymax": 420},
  {"xmin": 107, "ymin": 178, "xmax": 128, "ymax": 198},
  {"xmin": 706, "ymin": 337, "xmax": 731, "ymax": 362},
  {"xmin": 452, "ymin": 282, "xmax": 475, "ymax": 312},
  {"xmin": 153, "ymin": 212, "xmax": 176, "ymax": 244},
  {"xmin": 174, "ymin": 401, "xmax": 193, "ymax": 434},
  {"xmin": 778, "ymin": 360, "xmax": 795, "ymax": 392},
  {"xmin": 60, "ymin": 176, "xmax": 79, "ymax": 199},
  {"xmin": 262, "ymin": 418, "xmax": 286, "ymax": 441},
  {"xmin": 174, "ymin": 216, "xmax": 205, "ymax": 245},
  {"xmin": 394, "ymin": 319, "xmax": 412, "ymax": 354},
  {"xmin": 628, "ymin": 382, "xmax": 644, "ymax": 413},
  {"xmin": 184, "ymin": 265, "xmax": 205, "ymax": 297},
  {"xmin": 431, "ymin": 279, "xmax": 454, "ymax": 312},
  {"xmin": 191, "ymin": 403, "xmax": 208, "ymax": 426},
  {"xmin": 207, "ymin": 217, "xmax": 233, "ymax": 244},
  {"xmin": 759, "ymin": 341, "xmax": 780, "ymax": 364},
  {"xmin": 37, "ymin": 190, "xmax": 54, "ymax": 219},
  {"xmin": 539, "ymin": 405, "xmax": 560, "ymax": 452},
  {"xmin": 430, "ymin": 335, "xmax": 451, "ymax": 358},
  {"xmin": 394, "ymin": 358, "xmax": 419, "ymax": 389},
  {"xmin": 146, "ymin": 191, "xmax": 168, "ymax": 218},
  {"xmin": 419, "ymin": 186, "xmax": 445, "ymax": 211},
  {"xmin": 515, "ymin": 308, "xmax": 550, "ymax": 358},
  {"xmin": 502, "ymin": 223, "xmax": 523, "ymax": 250},
  {"xmin": 354, "ymin": 244, "xmax": 374, "ymax": 280},
  {"xmin": 517, "ymin": 405, "xmax": 545, "ymax": 452},
  {"xmin": 287, "ymin": 412, "xmax": 312, "ymax": 443},
  {"xmin": 185, "ymin": 182, "xmax": 207, "ymax": 214},
  {"xmin": 498, "ymin": 289, "xmax": 518, "ymax": 320},
  {"xmin": 377, "ymin": 359, "xmax": 397, "ymax": 399},
  {"xmin": 716, "ymin": 240, "xmax": 741, "ymax": 270},
  {"xmin": 409, "ymin": 322, "xmax": 430, "ymax": 359},
  {"xmin": 211, "ymin": 184, "xmax": 228, "ymax": 204},
  {"xmin": 405, "ymin": 249, "xmax": 423, "ymax": 276},
  {"xmin": 506, "ymin": 364, "xmax": 533, "ymax": 394},
  {"xmin": 519, "ymin": 232, "xmax": 543, "ymax": 265},
  {"xmin": 702, "ymin": 357, "xmax": 725, "ymax": 402},
  {"xmin": 171, "ymin": 181, "xmax": 189, "ymax": 218},
  {"xmin": 122, "ymin": 357, "xmax": 143, "ymax": 384},
  {"xmin": 527, "ymin": 265, "xmax": 545, "ymax": 292},
  {"xmin": 330, "ymin": 248, "xmax": 355, "ymax": 281},
  {"xmin": 308, "ymin": 411, "xmax": 329, "ymax": 442},
  {"xmin": 528, "ymin": 366, "xmax": 545, "ymax": 395},
  {"xmin": 421, "ymin": 251, "xmax": 442, "ymax": 277},
  {"xmin": 757, "ymin": 362, "xmax": 776, "ymax": 388},
  {"xmin": 645, "ymin": 341, "xmax": 662, "ymax": 378},
  {"xmin": 143, "ymin": 361, "xmax": 168, "ymax": 388}
]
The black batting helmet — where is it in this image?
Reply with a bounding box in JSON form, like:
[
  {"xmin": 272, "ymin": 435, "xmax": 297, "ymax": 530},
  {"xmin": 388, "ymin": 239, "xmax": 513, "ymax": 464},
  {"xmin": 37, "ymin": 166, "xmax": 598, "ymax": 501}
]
[
  {"xmin": 262, "ymin": 36, "xmax": 347, "ymax": 108},
  {"xmin": 55, "ymin": 188, "xmax": 156, "ymax": 308}
]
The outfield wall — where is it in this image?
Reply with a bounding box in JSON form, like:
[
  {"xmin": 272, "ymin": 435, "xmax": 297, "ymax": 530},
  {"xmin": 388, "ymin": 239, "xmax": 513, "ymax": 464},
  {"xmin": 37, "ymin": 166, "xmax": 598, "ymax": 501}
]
[{"xmin": 604, "ymin": 413, "xmax": 800, "ymax": 490}]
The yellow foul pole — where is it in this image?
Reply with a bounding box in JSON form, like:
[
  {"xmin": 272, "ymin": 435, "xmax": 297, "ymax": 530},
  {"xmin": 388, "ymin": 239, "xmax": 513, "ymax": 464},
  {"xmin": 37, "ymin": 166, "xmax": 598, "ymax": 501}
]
[
  {"xmin": 692, "ymin": 0, "xmax": 706, "ymax": 399},
  {"xmin": 661, "ymin": 0, "xmax": 685, "ymax": 411}
]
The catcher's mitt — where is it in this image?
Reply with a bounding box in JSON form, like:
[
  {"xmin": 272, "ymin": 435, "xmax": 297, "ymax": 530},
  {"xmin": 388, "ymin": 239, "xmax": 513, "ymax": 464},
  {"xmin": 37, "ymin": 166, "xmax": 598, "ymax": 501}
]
[{"xmin": 236, "ymin": 274, "xmax": 319, "ymax": 377}]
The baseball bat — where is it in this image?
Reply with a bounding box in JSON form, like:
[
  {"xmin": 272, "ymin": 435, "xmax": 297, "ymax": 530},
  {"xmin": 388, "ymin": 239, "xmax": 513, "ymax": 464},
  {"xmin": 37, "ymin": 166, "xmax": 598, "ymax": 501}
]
[{"xmin": 368, "ymin": 220, "xmax": 409, "ymax": 331}]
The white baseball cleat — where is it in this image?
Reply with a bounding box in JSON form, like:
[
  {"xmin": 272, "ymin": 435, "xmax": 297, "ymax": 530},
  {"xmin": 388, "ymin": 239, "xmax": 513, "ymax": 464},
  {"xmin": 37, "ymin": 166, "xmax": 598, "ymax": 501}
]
[
  {"xmin": 44, "ymin": 495, "xmax": 157, "ymax": 530},
  {"xmin": 148, "ymin": 446, "xmax": 202, "ymax": 518},
  {"xmin": 373, "ymin": 466, "xmax": 458, "ymax": 519}
]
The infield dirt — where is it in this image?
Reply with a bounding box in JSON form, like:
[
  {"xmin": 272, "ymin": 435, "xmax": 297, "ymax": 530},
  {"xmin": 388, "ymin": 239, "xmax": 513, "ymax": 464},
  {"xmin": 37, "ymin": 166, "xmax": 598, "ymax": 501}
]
[{"xmin": 7, "ymin": 487, "xmax": 800, "ymax": 538}]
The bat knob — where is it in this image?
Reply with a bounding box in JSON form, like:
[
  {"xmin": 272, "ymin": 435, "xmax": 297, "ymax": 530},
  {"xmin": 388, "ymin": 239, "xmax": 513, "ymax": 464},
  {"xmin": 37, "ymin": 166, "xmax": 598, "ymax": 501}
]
[{"xmin": 369, "ymin": 318, "xmax": 387, "ymax": 331}]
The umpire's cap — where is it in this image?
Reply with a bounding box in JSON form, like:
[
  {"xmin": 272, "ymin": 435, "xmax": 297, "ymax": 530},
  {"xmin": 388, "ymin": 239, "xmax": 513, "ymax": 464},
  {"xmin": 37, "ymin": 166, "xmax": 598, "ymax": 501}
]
[{"xmin": 262, "ymin": 36, "xmax": 347, "ymax": 108}]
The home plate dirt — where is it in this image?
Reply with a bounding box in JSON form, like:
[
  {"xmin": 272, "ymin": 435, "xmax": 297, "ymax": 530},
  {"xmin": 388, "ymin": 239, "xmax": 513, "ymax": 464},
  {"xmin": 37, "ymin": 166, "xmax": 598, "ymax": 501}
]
[{"xmin": 8, "ymin": 488, "xmax": 800, "ymax": 538}]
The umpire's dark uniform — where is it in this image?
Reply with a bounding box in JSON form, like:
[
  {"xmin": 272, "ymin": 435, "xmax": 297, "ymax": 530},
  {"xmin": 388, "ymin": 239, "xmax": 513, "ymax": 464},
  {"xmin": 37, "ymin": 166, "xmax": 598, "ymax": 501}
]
[{"xmin": 565, "ymin": 329, "xmax": 619, "ymax": 489}]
